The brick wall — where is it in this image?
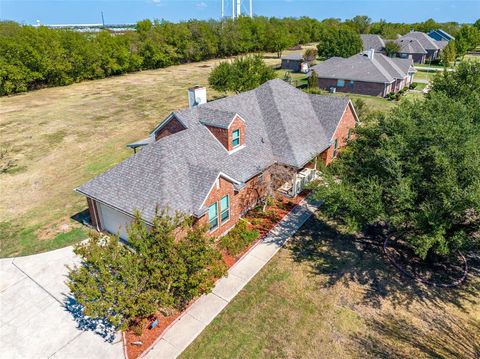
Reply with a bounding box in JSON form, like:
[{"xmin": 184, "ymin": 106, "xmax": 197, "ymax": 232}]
[
  {"xmin": 205, "ymin": 125, "xmax": 229, "ymax": 148},
  {"xmin": 321, "ymin": 102, "xmax": 357, "ymax": 166},
  {"xmin": 317, "ymin": 78, "xmax": 389, "ymax": 97},
  {"xmin": 195, "ymin": 173, "xmax": 266, "ymax": 237},
  {"xmin": 205, "ymin": 115, "xmax": 245, "ymax": 152},
  {"xmin": 155, "ymin": 117, "xmax": 186, "ymax": 141}
]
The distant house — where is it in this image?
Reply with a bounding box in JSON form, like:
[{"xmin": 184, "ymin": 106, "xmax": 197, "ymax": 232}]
[
  {"xmin": 281, "ymin": 53, "xmax": 310, "ymax": 72},
  {"xmin": 395, "ymin": 37, "xmax": 428, "ymax": 64},
  {"xmin": 360, "ymin": 34, "xmax": 386, "ymax": 54},
  {"xmin": 428, "ymin": 29, "xmax": 455, "ymax": 42},
  {"xmin": 76, "ymin": 80, "xmax": 358, "ymax": 240},
  {"xmin": 398, "ymin": 31, "xmax": 440, "ymax": 61},
  {"xmin": 310, "ymin": 50, "xmax": 415, "ymax": 97}
]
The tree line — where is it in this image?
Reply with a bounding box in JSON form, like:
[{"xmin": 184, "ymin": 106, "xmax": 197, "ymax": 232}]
[{"xmin": 1, "ymin": 16, "xmax": 478, "ymax": 96}]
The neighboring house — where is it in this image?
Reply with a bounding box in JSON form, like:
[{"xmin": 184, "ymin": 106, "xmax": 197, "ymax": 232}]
[
  {"xmin": 395, "ymin": 37, "xmax": 428, "ymax": 64},
  {"xmin": 76, "ymin": 79, "xmax": 358, "ymax": 240},
  {"xmin": 310, "ymin": 50, "xmax": 415, "ymax": 97},
  {"xmin": 398, "ymin": 31, "xmax": 440, "ymax": 61},
  {"xmin": 281, "ymin": 53, "xmax": 310, "ymax": 72},
  {"xmin": 360, "ymin": 34, "xmax": 386, "ymax": 54},
  {"xmin": 428, "ymin": 29, "xmax": 455, "ymax": 42}
]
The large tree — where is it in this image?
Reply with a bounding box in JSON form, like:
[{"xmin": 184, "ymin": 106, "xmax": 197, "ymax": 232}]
[
  {"xmin": 68, "ymin": 211, "xmax": 226, "ymax": 330},
  {"xmin": 313, "ymin": 62, "xmax": 480, "ymax": 260},
  {"xmin": 208, "ymin": 55, "xmax": 275, "ymax": 93},
  {"xmin": 316, "ymin": 26, "xmax": 362, "ymax": 58}
]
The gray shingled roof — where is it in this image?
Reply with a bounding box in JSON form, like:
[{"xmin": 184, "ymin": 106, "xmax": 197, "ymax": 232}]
[
  {"xmin": 395, "ymin": 37, "xmax": 428, "ymax": 54},
  {"xmin": 361, "ymin": 34, "xmax": 386, "ymax": 52},
  {"xmin": 281, "ymin": 53, "xmax": 304, "ymax": 61},
  {"xmin": 77, "ymin": 79, "xmax": 351, "ymax": 222},
  {"xmin": 436, "ymin": 40, "xmax": 449, "ymax": 50},
  {"xmin": 311, "ymin": 52, "xmax": 413, "ymax": 84},
  {"xmin": 400, "ymin": 32, "xmax": 439, "ymax": 51}
]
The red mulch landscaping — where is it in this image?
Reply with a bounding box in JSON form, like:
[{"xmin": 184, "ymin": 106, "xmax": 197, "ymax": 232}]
[{"xmin": 124, "ymin": 191, "xmax": 309, "ymax": 359}]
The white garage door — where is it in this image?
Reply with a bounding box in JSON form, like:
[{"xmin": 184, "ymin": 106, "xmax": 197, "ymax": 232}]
[{"xmin": 98, "ymin": 203, "xmax": 132, "ymax": 240}]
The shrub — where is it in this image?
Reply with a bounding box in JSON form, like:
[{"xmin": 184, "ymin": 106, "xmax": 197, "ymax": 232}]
[{"xmin": 219, "ymin": 220, "xmax": 259, "ymax": 256}]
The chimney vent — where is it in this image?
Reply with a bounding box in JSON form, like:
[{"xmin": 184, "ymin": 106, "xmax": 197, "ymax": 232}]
[{"xmin": 188, "ymin": 86, "xmax": 207, "ymax": 108}]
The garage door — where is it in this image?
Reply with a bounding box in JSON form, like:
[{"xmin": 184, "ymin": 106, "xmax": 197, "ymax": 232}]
[{"xmin": 98, "ymin": 203, "xmax": 132, "ymax": 240}]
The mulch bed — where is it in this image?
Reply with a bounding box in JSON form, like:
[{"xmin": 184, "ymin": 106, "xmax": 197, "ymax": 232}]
[{"xmin": 124, "ymin": 191, "xmax": 310, "ymax": 359}]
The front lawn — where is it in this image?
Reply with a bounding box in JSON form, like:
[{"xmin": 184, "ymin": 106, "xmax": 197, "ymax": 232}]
[{"xmin": 181, "ymin": 215, "xmax": 480, "ymax": 359}]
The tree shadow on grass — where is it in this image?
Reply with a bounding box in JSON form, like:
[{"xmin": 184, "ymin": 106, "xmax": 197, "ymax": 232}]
[
  {"xmin": 354, "ymin": 311, "xmax": 480, "ymax": 359},
  {"xmin": 64, "ymin": 294, "xmax": 118, "ymax": 343},
  {"xmin": 287, "ymin": 215, "xmax": 480, "ymax": 311}
]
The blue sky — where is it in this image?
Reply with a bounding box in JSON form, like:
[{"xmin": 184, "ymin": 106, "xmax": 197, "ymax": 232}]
[{"xmin": 1, "ymin": 0, "xmax": 479, "ymax": 25}]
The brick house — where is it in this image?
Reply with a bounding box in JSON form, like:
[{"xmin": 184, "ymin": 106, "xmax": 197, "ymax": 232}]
[
  {"xmin": 394, "ymin": 37, "xmax": 428, "ymax": 64},
  {"xmin": 310, "ymin": 50, "xmax": 416, "ymax": 97},
  {"xmin": 397, "ymin": 31, "xmax": 440, "ymax": 62},
  {"xmin": 76, "ymin": 79, "xmax": 358, "ymax": 239}
]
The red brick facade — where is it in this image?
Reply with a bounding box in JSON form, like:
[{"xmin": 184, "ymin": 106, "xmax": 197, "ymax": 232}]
[
  {"xmin": 320, "ymin": 102, "xmax": 357, "ymax": 166},
  {"xmin": 206, "ymin": 115, "xmax": 245, "ymax": 151},
  {"xmin": 155, "ymin": 117, "xmax": 186, "ymax": 141},
  {"xmin": 317, "ymin": 78, "xmax": 392, "ymax": 97}
]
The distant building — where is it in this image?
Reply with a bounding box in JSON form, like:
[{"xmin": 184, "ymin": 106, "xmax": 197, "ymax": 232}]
[
  {"xmin": 395, "ymin": 37, "xmax": 428, "ymax": 64},
  {"xmin": 398, "ymin": 32, "xmax": 440, "ymax": 62},
  {"xmin": 310, "ymin": 50, "xmax": 415, "ymax": 97},
  {"xmin": 428, "ymin": 29, "xmax": 455, "ymax": 42},
  {"xmin": 281, "ymin": 53, "xmax": 310, "ymax": 72},
  {"xmin": 360, "ymin": 34, "xmax": 386, "ymax": 54}
]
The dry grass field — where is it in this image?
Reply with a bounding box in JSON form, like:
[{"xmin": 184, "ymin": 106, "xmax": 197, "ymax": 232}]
[{"xmin": 182, "ymin": 215, "xmax": 480, "ymax": 359}]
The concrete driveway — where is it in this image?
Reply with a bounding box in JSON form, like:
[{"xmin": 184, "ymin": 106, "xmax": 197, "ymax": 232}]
[{"xmin": 0, "ymin": 246, "xmax": 124, "ymax": 359}]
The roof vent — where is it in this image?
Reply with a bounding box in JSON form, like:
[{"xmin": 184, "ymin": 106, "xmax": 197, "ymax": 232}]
[{"xmin": 188, "ymin": 86, "xmax": 207, "ymax": 108}]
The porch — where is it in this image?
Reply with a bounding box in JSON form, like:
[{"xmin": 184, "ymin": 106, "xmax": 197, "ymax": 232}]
[{"xmin": 277, "ymin": 167, "xmax": 320, "ymax": 198}]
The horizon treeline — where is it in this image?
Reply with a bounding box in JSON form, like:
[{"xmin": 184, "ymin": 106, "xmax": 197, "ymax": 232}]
[{"xmin": 0, "ymin": 16, "xmax": 475, "ymax": 96}]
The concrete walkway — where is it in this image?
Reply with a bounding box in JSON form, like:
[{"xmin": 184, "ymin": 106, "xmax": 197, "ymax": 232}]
[
  {"xmin": 0, "ymin": 246, "xmax": 124, "ymax": 359},
  {"xmin": 143, "ymin": 199, "xmax": 319, "ymax": 359}
]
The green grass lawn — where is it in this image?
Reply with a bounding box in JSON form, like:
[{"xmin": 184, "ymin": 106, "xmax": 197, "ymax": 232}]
[
  {"xmin": 181, "ymin": 215, "xmax": 480, "ymax": 359},
  {"xmin": 412, "ymin": 82, "xmax": 427, "ymax": 91},
  {"xmin": 413, "ymin": 69, "xmax": 442, "ymax": 82},
  {"xmin": 274, "ymin": 69, "xmax": 309, "ymax": 88}
]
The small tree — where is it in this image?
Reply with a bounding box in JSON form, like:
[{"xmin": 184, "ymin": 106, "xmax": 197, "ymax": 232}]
[
  {"xmin": 441, "ymin": 41, "xmax": 457, "ymax": 68},
  {"xmin": 308, "ymin": 69, "xmax": 318, "ymax": 88},
  {"xmin": 68, "ymin": 210, "xmax": 226, "ymax": 331},
  {"xmin": 384, "ymin": 41, "xmax": 400, "ymax": 57},
  {"xmin": 209, "ymin": 55, "xmax": 275, "ymax": 93},
  {"xmin": 303, "ymin": 48, "xmax": 318, "ymax": 62}
]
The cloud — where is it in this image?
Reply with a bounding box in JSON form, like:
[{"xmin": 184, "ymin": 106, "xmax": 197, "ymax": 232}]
[
  {"xmin": 150, "ymin": 0, "xmax": 165, "ymax": 6},
  {"xmin": 196, "ymin": 1, "xmax": 208, "ymax": 8}
]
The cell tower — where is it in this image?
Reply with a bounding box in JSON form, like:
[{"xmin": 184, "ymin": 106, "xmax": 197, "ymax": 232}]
[{"xmin": 221, "ymin": 0, "xmax": 252, "ymax": 19}]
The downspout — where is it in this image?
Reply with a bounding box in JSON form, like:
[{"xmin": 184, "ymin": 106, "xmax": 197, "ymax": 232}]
[{"xmin": 91, "ymin": 199, "xmax": 101, "ymax": 231}]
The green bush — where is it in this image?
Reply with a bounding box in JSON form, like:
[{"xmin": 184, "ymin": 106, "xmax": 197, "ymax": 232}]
[{"xmin": 219, "ymin": 220, "xmax": 260, "ymax": 256}]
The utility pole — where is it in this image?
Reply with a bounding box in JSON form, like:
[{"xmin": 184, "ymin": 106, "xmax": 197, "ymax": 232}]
[
  {"xmin": 249, "ymin": 0, "xmax": 252, "ymax": 17},
  {"xmin": 221, "ymin": 0, "xmax": 224, "ymax": 18},
  {"xmin": 101, "ymin": 11, "xmax": 105, "ymax": 27}
]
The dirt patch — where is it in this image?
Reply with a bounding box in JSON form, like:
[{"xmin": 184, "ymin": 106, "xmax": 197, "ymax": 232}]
[{"xmin": 36, "ymin": 218, "xmax": 74, "ymax": 241}]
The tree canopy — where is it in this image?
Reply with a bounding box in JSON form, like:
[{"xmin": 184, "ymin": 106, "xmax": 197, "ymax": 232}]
[
  {"xmin": 208, "ymin": 55, "xmax": 275, "ymax": 93},
  {"xmin": 384, "ymin": 41, "xmax": 400, "ymax": 57},
  {"xmin": 313, "ymin": 62, "xmax": 480, "ymax": 260},
  {"xmin": 68, "ymin": 210, "xmax": 226, "ymax": 330},
  {"xmin": 316, "ymin": 26, "xmax": 362, "ymax": 58}
]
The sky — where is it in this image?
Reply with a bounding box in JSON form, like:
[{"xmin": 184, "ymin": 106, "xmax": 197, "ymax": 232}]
[{"xmin": 1, "ymin": 0, "xmax": 479, "ymax": 26}]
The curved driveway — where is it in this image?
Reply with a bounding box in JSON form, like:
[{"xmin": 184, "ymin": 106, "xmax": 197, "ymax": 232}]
[{"xmin": 0, "ymin": 246, "xmax": 123, "ymax": 359}]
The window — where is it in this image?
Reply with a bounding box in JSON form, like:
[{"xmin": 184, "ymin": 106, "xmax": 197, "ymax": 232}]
[
  {"xmin": 337, "ymin": 79, "xmax": 345, "ymax": 87},
  {"xmin": 220, "ymin": 195, "xmax": 230, "ymax": 223},
  {"xmin": 232, "ymin": 129, "xmax": 240, "ymax": 148},
  {"xmin": 349, "ymin": 80, "xmax": 354, "ymax": 88},
  {"xmin": 332, "ymin": 138, "xmax": 338, "ymax": 158},
  {"xmin": 208, "ymin": 203, "xmax": 218, "ymax": 231}
]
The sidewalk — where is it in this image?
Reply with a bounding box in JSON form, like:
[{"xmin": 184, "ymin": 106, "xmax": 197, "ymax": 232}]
[{"xmin": 142, "ymin": 199, "xmax": 319, "ymax": 359}]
